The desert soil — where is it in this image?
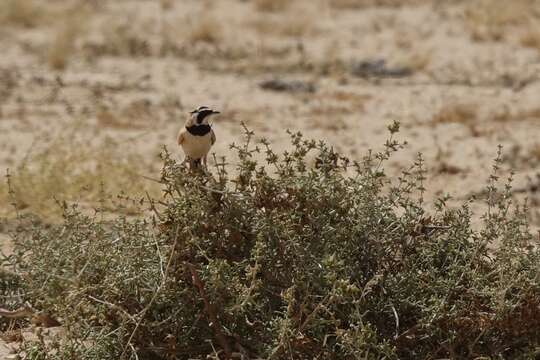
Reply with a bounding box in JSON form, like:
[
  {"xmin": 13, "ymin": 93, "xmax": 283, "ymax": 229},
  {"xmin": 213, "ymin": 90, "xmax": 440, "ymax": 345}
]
[{"xmin": 0, "ymin": 0, "xmax": 540, "ymax": 354}]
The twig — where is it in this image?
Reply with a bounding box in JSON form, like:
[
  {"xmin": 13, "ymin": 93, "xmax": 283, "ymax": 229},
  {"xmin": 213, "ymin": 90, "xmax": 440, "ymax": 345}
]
[
  {"xmin": 139, "ymin": 172, "xmax": 243, "ymax": 200},
  {"xmin": 297, "ymin": 294, "xmax": 332, "ymax": 334},
  {"xmin": 424, "ymin": 225, "xmax": 451, "ymax": 230},
  {"xmin": 197, "ymin": 185, "xmax": 230, "ymax": 195},
  {"xmin": 185, "ymin": 262, "xmax": 232, "ymax": 359},
  {"xmin": 139, "ymin": 174, "xmax": 163, "ymax": 184},
  {"xmin": 0, "ymin": 268, "xmax": 23, "ymax": 279},
  {"xmin": 395, "ymin": 324, "xmax": 421, "ymax": 342},
  {"xmin": 270, "ymin": 292, "xmax": 334, "ymax": 359},
  {"xmin": 390, "ymin": 304, "xmax": 399, "ymax": 339},
  {"xmin": 0, "ymin": 306, "xmax": 33, "ymax": 319},
  {"xmin": 88, "ymin": 295, "xmax": 137, "ymax": 325},
  {"xmin": 138, "ymin": 173, "xmax": 240, "ymax": 197},
  {"xmin": 146, "ymin": 191, "xmax": 164, "ymax": 221},
  {"xmin": 152, "ymin": 232, "xmax": 165, "ymax": 278}
]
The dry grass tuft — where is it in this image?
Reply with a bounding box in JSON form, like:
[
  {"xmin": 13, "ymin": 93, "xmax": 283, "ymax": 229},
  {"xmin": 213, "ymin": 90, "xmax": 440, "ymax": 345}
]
[
  {"xmin": 326, "ymin": 91, "xmax": 372, "ymax": 105},
  {"xmin": 97, "ymin": 109, "xmax": 131, "ymax": 129},
  {"xmin": 530, "ymin": 144, "xmax": 540, "ymax": 163},
  {"xmin": 311, "ymin": 112, "xmax": 349, "ymax": 131},
  {"xmin": 88, "ymin": 21, "xmax": 152, "ymax": 57},
  {"xmin": 280, "ymin": 15, "xmax": 314, "ymax": 37},
  {"xmin": 330, "ymin": 0, "xmax": 425, "ymax": 9},
  {"xmin": 44, "ymin": 4, "xmax": 95, "ymax": 69},
  {"xmin": 402, "ymin": 52, "xmax": 431, "ymax": 72},
  {"xmin": 47, "ymin": 17, "xmax": 86, "ymax": 70},
  {"xmin": 521, "ymin": 29, "xmax": 540, "ymax": 50},
  {"xmin": 251, "ymin": 14, "xmax": 315, "ymax": 38},
  {"xmin": 188, "ymin": 16, "xmax": 223, "ymax": 44},
  {"xmin": 492, "ymin": 105, "xmax": 540, "ymax": 123},
  {"xmin": 250, "ymin": 19, "xmax": 277, "ymax": 36},
  {"xmin": 160, "ymin": 0, "xmax": 174, "ymax": 11},
  {"xmin": 387, "ymin": 51, "xmax": 431, "ymax": 74},
  {"xmin": 96, "ymin": 101, "xmax": 153, "ymax": 129},
  {"xmin": 254, "ymin": 0, "xmax": 290, "ymax": 12},
  {"xmin": 431, "ymin": 103, "xmax": 489, "ymax": 137},
  {"xmin": 431, "ymin": 103, "xmax": 477, "ymax": 125},
  {"xmin": 464, "ymin": 0, "xmax": 539, "ymax": 42},
  {"xmin": 522, "ymin": 107, "xmax": 540, "ymax": 119},
  {"xmin": 0, "ymin": 0, "xmax": 43, "ymax": 28},
  {"xmin": 330, "ymin": 0, "xmax": 374, "ymax": 9}
]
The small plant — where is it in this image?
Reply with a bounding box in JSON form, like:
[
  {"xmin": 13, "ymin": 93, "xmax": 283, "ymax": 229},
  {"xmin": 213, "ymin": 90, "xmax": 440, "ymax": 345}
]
[
  {"xmin": 1, "ymin": 124, "xmax": 538, "ymax": 359},
  {"xmin": 430, "ymin": 102, "xmax": 485, "ymax": 136}
]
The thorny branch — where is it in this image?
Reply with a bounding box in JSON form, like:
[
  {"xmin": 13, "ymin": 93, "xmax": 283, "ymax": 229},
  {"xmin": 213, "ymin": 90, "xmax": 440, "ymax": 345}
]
[{"xmin": 185, "ymin": 262, "xmax": 233, "ymax": 359}]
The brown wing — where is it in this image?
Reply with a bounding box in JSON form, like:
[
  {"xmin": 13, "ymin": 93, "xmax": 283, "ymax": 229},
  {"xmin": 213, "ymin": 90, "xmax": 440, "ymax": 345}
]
[
  {"xmin": 177, "ymin": 128, "xmax": 186, "ymax": 145},
  {"xmin": 210, "ymin": 129, "xmax": 216, "ymax": 145}
]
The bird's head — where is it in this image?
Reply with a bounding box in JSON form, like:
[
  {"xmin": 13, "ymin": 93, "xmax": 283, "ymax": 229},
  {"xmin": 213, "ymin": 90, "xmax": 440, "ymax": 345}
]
[{"xmin": 188, "ymin": 106, "xmax": 220, "ymax": 126}]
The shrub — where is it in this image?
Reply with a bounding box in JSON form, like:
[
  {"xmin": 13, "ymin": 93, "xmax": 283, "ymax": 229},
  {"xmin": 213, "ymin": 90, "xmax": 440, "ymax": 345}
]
[{"xmin": 2, "ymin": 123, "xmax": 539, "ymax": 359}]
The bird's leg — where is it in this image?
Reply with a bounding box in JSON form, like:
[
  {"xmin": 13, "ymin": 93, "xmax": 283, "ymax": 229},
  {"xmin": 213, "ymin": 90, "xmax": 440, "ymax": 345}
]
[
  {"xmin": 182, "ymin": 156, "xmax": 191, "ymax": 169},
  {"xmin": 185, "ymin": 157, "xmax": 194, "ymax": 170},
  {"xmin": 203, "ymin": 155, "xmax": 208, "ymax": 168},
  {"xmin": 191, "ymin": 158, "xmax": 202, "ymax": 171}
]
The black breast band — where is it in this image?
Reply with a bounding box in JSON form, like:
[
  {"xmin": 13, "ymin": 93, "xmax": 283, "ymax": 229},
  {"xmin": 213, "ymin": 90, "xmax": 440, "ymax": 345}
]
[{"xmin": 186, "ymin": 125, "xmax": 211, "ymax": 136}]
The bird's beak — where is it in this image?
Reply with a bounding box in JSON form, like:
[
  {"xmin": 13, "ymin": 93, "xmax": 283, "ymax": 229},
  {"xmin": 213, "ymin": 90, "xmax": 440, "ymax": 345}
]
[{"xmin": 212, "ymin": 111, "xmax": 221, "ymax": 115}]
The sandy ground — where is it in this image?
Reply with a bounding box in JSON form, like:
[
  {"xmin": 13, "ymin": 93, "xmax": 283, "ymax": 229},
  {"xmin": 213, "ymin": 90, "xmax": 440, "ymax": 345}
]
[{"xmin": 0, "ymin": 0, "xmax": 540, "ymax": 354}]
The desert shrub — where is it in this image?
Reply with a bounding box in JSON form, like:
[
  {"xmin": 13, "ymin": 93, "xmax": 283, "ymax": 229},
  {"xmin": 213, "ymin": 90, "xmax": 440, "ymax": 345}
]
[{"xmin": 1, "ymin": 123, "xmax": 539, "ymax": 359}]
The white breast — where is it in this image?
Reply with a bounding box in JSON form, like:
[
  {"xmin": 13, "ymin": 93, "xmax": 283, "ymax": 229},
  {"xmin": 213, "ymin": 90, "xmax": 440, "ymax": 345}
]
[{"xmin": 181, "ymin": 132, "xmax": 213, "ymax": 159}]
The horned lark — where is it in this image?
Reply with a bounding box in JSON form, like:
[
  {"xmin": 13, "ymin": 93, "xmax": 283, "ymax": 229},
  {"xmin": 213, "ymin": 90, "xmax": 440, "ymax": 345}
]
[{"xmin": 177, "ymin": 106, "xmax": 219, "ymax": 169}]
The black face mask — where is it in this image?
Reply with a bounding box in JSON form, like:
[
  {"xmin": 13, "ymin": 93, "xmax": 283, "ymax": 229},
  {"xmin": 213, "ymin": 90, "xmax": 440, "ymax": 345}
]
[
  {"xmin": 196, "ymin": 110, "xmax": 216, "ymax": 123},
  {"xmin": 186, "ymin": 124, "xmax": 211, "ymax": 136}
]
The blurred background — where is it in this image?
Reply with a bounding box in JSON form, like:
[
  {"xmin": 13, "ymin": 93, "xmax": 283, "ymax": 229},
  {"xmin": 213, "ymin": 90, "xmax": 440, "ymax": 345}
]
[{"xmin": 0, "ymin": 0, "xmax": 539, "ymax": 232}]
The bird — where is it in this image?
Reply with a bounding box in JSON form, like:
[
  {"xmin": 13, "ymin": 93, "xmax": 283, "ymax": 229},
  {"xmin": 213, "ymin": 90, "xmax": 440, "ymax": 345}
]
[{"xmin": 177, "ymin": 106, "xmax": 219, "ymax": 170}]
